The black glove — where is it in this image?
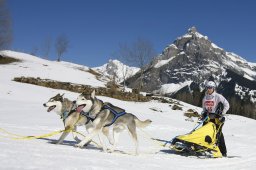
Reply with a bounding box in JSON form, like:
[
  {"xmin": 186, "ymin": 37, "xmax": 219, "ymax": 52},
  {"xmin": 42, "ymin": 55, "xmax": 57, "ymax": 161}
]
[
  {"xmin": 199, "ymin": 111, "xmax": 207, "ymax": 120},
  {"xmin": 219, "ymin": 116, "xmax": 225, "ymax": 123}
]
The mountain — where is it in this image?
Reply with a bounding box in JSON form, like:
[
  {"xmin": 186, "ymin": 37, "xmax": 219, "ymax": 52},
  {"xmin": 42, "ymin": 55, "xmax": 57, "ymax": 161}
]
[
  {"xmin": 93, "ymin": 59, "xmax": 139, "ymax": 84},
  {"xmin": 1, "ymin": 50, "xmax": 256, "ymax": 169},
  {"xmin": 126, "ymin": 27, "xmax": 256, "ymax": 118}
]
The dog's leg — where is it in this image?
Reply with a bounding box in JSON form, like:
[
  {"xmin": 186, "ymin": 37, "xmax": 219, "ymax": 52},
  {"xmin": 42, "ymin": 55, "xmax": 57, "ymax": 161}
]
[
  {"xmin": 100, "ymin": 127, "xmax": 113, "ymax": 152},
  {"xmin": 127, "ymin": 123, "xmax": 138, "ymax": 155},
  {"xmin": 75, "ymin": 128, "xmax": 100, "ymax": 148},
  {"xmin": 83, "ymin": 122, "xmax": 97, "ymax": 146},
  {"xmin": 85, "ymin": 121, "xmax": 94, "ymax": 133},
  {"xmin": 56, "ymin": 130, "xmax": 70, "ymax": 144},
  {"xmin": 102, "ymin": 127, "xmax": 114, "ymax": 145},
  {"xmin": 97, "ymin": 132, "xmax": 107, "ymax": 152},
  {"xmin": 72, "ymin": 126, "xmax": 81, "ymax": 143},
  {"xmin": 58, "ymin": 113, "xmax": 79, "ymax": 144},
  {"xmin": 75, "ymin": 114, "xmax": 111, "ymax": 149},
  {"xmin": 109, "ymin": 127, "xmax": 121, "ymax": 153}
]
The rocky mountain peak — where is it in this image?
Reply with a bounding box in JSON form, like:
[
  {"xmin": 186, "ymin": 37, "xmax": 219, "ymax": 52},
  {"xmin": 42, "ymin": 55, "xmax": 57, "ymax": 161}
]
[
  {"xmin": 126, "ymin": 27, "xmax": 256, "ymax": 106},
  {"xmin": 93, "ymin": 59, "xmax": 139, "ymax": 83},
  {"xmin": 188, "ymin": 26, "xmax": 197, "ymax": 34}
]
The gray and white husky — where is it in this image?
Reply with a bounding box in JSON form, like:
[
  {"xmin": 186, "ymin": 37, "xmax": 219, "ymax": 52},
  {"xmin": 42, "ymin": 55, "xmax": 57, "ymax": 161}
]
[
  {"xmin": 75, "ymin": 90, "xmax": 152, "ymax": 155},
  {"xmin": 43, "ymin": 93, "xmax": 111, "ymax": 150}
]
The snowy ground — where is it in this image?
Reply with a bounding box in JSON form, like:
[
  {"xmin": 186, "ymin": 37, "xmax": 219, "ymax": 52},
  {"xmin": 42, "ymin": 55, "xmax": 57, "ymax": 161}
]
[{"xmin": 0, "ymin": 51, "xmax": 256, "ymax": 170}]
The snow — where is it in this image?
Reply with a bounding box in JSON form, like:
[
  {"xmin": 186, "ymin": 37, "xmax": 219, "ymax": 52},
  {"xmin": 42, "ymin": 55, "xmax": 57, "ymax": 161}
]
[
  {"xmin": 1, "ymin": 51, "xmax": 256, "ymax": 169},
  {"xmin": 211, "ymin": 43, "xmax": 223, "ymax": 50},
  {"xmin": 153, "ymin": 81, "xmax": 193, "ymax": 95},
  {"xmin": 248, "ymin": 62, "xmax": 256, "ymax": 67},
  {"xmin": 169, "ymin": 44, "xmax": 178, "ymax": 49},
  {"xmin": 235, "ymin": 84, "xmax": 256, "ymax": 103},
  {"xmin": 223, "ymin": 52, "xmax": 256, "ymax": 81},
  {"xmin": 178, "ymin": 31, "xmax": 207, "ymax": 40},
  {"xmin": 249, "ymin": 90, "xmax": 256, "ymax": 103},
  {"xmin": 154, "ymin": 56, "xmax": 176, "ymax": 68},
  {"xmin": 178, "ymin": 33, "xmax": 192, "ymax": 39},
  {"xmin": 0, "ymin": 50, "xmax": 106, "ymax": 87},
  {"xmin": 194, "ymin": 32, "xmax": 206, "ymax": 39},
  {"xmin": 241, "ymin": 67, "xmax": 256, "ymax": 78},
  {"xmin": 93, "ymin": 59, "xmax": 139, "ymax": 83},
  {"xmin": 178, "ymin": 31, "xmax": 208, "ymax": 40},
  {"xmin": 226, "ymin": 52, "xmax": 246, "ymax": 63},
  {"xmin": 244, "ymin": 74, "xmax": 255, "ymax": 81},
  {"xmin": 222, "ymin": 58, "xmax": 244, "ymax": 73}
]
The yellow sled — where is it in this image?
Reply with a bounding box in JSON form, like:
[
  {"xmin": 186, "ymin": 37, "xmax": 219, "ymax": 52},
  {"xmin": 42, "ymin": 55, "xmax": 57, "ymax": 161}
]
[{"xmin": 170, "ymin": 121, "xmax": 223, "ymax": 158}]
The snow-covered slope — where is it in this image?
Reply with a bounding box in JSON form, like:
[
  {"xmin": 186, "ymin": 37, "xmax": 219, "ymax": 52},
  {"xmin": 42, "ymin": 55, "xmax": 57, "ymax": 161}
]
[
  {"xmin": 0, "ymin": 50, "xmax": 106, "ymax": 87},
  {"xmin": 93, "ymin": 59, "xmax": 139, "ymax": 83},
  {"xmin": 0, "ymin": 50, "xmax": 256, "ymax": 169}
]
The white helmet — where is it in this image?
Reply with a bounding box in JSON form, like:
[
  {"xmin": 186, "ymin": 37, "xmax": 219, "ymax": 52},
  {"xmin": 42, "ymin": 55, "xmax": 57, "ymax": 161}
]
[{"xmin": 206, "ymin": 81, "xmax": 216, "ymax": 88}]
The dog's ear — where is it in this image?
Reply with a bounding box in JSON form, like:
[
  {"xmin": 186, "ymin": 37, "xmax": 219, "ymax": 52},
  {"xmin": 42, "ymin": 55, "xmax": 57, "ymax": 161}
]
[
  {"xmin": 91, "ymin": 90, "xmax": 96, "ymax": 99},
  {"xmin": 54, "ymin": 93, "xmax": 61, "ymax": 99},
  {"xmin": 58, "ymin": 94, "xmax": 64, "ymax": 102}
]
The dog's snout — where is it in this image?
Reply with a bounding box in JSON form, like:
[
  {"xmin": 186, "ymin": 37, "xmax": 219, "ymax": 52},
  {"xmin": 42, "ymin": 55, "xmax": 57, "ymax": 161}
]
[
  {"xmin": 72, "ymin": 100, "xmax": 76, "ymax": 104},
  {"xmin": 43, "ymin": 103, "xmax": 46, "ymax": 107}
]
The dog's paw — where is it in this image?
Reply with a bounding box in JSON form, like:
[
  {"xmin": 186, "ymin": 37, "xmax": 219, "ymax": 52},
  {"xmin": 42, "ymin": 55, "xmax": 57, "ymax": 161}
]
[
  {"xmin": 107, "ymin": 149, "xmax": 114, "ymax": 153},
  {"xmin": 74, "ymin": 143, "xmax": 84, "ymax": 148}
]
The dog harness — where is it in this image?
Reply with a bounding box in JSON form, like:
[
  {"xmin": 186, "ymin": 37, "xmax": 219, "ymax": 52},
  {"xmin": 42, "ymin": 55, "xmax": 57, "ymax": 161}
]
[
  {"xmin": 62, "ymin": 110, "xmax": 96, "ymax": 126},
  {"xmin": 78, "ymin": 99, "xmax": 127, "ymax": 127},
  {"xmin": 101, "ymin": 104, "xmax": 126, "ymax": 127},
  {"xmin": 61, "ymin": 111, "xmax": 69, "ymax": 122},
  {"xmin": 80, "ymin": 111, "xmax": 95, "ymax": 124}
]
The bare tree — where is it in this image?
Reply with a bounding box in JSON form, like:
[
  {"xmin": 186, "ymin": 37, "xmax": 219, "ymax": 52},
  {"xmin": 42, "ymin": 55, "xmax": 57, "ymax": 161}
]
[
  {"xmin": 55, "ymin": 34, "xmax": 69, "ymax": 62},
  {"xmin": 30, "ymin": 46, "xmax": 39, "ymax": 56},
  {"xmin": 110, "ymin": 51, "xmax": 130, "ymax": 91},
  {"xmin": 0, "ymin": 0, "xmax": 12, "ymax": 50},
  {"xmin": 42, "ymin": 37, "xmax": 51, "ymax": 59},
  {"xmin": 120, "ymin": 63, "xmax": 129, "ymax": 91},
  {"xmin": 117, "ymin": 38, "xmax": 156, "ymax": 91}
]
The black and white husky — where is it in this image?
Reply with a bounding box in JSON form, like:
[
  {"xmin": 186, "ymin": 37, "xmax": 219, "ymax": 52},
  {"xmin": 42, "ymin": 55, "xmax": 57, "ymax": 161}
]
[
  {"xmin": 75, "ymin": 90, "xmax": 152, "ymax": 155},
  {"xmin": 43, "ymin": 93, "xmax": 111, "ymax": 150}
]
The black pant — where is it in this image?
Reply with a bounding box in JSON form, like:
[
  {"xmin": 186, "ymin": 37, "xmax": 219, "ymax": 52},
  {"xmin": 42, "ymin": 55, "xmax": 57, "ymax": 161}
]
[
  {"xmin": 218, "ymin": 132, "xmax": 227, "ymax": 155},
  {"xmin": 216, "ymin": 122, "xmax": 227, "ymax": 156}
]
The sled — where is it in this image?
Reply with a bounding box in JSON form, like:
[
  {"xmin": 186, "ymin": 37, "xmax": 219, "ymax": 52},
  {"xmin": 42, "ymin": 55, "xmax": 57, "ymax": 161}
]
[{"xmin": 170, "ymin": 117, "xmax": 223, "ymax": 158}]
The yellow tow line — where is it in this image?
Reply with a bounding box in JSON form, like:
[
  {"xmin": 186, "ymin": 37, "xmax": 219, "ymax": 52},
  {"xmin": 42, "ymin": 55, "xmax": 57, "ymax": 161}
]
[
  {"xmin": 0, "ymin": 128, "xmax": 71, "ymax": 140},
  {"xmin": 0, "ymin": 127, "xmax": 100, "ymax": 147}
]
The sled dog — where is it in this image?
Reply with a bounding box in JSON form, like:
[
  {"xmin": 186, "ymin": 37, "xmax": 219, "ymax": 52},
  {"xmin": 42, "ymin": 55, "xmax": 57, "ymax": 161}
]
[
  {"xmin": 43, "ymin": 93, "xmax": 111, "ymax": 150},
  {"xmin": 74, "ymin": 90, "xmax": 152, "ymax": 155}
]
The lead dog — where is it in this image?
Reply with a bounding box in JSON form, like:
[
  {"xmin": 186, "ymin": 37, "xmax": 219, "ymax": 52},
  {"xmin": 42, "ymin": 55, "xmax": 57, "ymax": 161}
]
[
  {"xmin": 43, "ymin": 93, "xmax": 112, "ymax": 150},
  {"xmin": 75, "ymin": 90, "xmax": 152, "ymax": 155}
]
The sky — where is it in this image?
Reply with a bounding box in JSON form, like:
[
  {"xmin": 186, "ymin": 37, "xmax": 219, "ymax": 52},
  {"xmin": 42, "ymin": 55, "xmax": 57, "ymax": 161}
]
[{"xmin": 6, "ymin": 0, "xmax": 256, "ymax": 67}]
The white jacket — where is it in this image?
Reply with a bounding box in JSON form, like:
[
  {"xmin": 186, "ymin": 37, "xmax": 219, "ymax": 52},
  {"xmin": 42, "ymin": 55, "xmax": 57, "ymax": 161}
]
[{"xmin": 202, "ymin": 91, "xmax": 230, "ymax": 115}]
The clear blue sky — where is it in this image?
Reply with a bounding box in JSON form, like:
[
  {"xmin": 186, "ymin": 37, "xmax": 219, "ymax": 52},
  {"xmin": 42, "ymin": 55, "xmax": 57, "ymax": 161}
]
[{"xmin": 7, "ymin": 0, "xmax": 256, "ymax": 67}]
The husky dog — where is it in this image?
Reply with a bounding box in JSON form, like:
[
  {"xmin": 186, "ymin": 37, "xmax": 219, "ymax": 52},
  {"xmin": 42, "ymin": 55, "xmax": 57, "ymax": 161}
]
[
  {"xmin": 43, "ymin": 93, "xmax": 111, "ymax": 149},
  {"xmin": 75, "ymin": 90, "xmax": 152, "ymax": 155}
]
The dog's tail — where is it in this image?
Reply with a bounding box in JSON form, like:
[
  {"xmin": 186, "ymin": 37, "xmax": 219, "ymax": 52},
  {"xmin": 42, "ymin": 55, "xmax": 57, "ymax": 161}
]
[{"xmin": 134, "ymin": 117, "xmax": 152, "ymax": 128}]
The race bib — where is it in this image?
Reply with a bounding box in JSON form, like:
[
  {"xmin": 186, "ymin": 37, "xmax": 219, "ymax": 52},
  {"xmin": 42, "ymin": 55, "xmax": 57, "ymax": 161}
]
[{"xmin": 205, "ymin": 100, "xmax": 214, "ymax": 112}]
